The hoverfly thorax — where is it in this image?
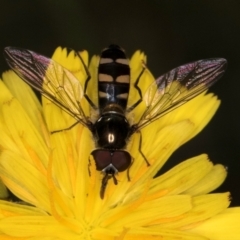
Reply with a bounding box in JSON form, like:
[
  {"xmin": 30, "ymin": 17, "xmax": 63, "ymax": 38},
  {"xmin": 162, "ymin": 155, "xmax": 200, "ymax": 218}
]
[{"xmin": 94, "ymin": 113, "xmax": 130, "ymax": 149}]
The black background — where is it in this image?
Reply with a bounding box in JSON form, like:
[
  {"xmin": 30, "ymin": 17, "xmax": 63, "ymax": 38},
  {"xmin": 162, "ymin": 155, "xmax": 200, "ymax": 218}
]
[{"xmin": 0, "ymin": 0, "xmax": 239, "ymax": 206}]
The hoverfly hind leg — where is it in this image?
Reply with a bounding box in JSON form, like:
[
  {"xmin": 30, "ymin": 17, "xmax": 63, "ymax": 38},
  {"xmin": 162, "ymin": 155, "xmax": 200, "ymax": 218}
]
[
  {"xmin": 75, "ymin": 51, "xmax": 98, "ymax": 110},
  {"xmin": 68, "ymin": 47, "xmax": 97, "ymax": 110},
  {"xmin": 126, "ymin": 61, "xmax": 147, "ymax": 113}
]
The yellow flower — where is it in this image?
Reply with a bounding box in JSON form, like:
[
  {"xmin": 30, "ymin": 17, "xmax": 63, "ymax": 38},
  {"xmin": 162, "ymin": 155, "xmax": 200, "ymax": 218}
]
[{"xmin": 0, "ymin": 47, "xmax": 239, "ymax": 240}]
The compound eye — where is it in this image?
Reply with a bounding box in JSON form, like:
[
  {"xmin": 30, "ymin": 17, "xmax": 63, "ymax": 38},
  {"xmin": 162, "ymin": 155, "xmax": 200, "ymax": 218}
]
[
  {"xmin": 112, "ymin": 151, "xmax": 131, "ymax": 172},
  {"xmin": 91, "ymin": 150, "xmax": 111, "ymax": 171}
]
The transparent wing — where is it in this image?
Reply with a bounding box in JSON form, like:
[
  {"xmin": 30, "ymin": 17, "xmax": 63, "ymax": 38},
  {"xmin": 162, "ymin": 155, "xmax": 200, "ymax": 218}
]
[
  {"xmin": 4, "ymin": 47, "xmax": 92, "ymax": 128},
  {"xmin": 135, "ymin": 58, "xmax": 227, "ymax": 130}
]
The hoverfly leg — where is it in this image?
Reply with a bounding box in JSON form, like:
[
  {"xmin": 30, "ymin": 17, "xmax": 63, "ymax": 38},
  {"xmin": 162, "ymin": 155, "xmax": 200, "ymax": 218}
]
[
  {"xmin": 88, "ymin": 157, "xmax": 92, "ymax": 177},
  {"xmin": 83, "ymin": 74, "xmax": 97, "ymax": 110},
  {"xmin": 100, "ymin": 173, "xmax": 111, "ymax": 199},
  {"xmin": 137, "ymin": 130, "xmax": 150, "ymax": 166},
  {"xmin": 126, "ymin": 158, "xmax": 134, "ymax": 181},
  {"xmin": 126, "ymin": 61, "xmax": 147, "ymax": 113},
  {"xmin": 112, "ymin": 173, "xmax": 118, "ymax": 185},
  {"xmin": 50, "ymin": 120, "xmax": 80, "ymax": 134},
  {"xmin": 75, "ymin": 51, "xmax": 98, "ymax": 110}
]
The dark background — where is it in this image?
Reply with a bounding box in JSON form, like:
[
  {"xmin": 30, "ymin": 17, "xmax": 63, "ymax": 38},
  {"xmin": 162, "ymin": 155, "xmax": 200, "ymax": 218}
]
[{"xmin": 0, "ymin": 0, "xmax": 239, "ymax": 206}]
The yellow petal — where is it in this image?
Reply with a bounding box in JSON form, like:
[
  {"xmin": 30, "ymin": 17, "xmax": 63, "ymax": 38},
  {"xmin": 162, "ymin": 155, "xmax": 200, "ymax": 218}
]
[
  {"xmin": 0, "ymin": 80, "xmax": 49, "ymax": 166},
  {"xmin": 0, "ymin": 216, "xmax": 80, "ymax": 238},
  {"xmin": 2, "ymin": 71, "xmax": 43, "ymax": 134},
  {"xmin": 51, "ymin": 47, "xmax": 89, "ymax": 80},
  {"xmin": 126, "ymin": 227, "xmax": 208, "ymax": 240},
  {"xmin": 161, "ymin": 193, "xmax": 230, "ymax": 229},
  {"xmin": 184, "ymin": 164, "xmax": 227, "ymax": 195},
  {"xmin": 148, "ymin": 154, "xmax": 214, "ymax": 196},
  {"xmin": 188, "ymin": 207, "xmax": 240, "ymax": 240},
  {"xmin": 0, "ymin": 150, "xmax": 49, "ymax": 210},
  {"xmin": 0, "ymin": 180, "xmax": 9, "ymax": 199},
  {"xmin": 150, "ymin": 92, "xmax": 220, "ymax": 146},
  {"xmin": 106, "ymin": 195, "xmax": 192, "ymax": 228},
  {"xmin": 0, "ymin": 200, "xmax": 47, "ymax": 217}
]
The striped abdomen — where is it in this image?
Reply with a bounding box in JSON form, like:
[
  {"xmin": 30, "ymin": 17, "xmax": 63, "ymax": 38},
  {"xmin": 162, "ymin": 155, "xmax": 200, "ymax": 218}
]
[{"xmin": 98, "ymin": 45, "xmax": 130, "ymax": 111}]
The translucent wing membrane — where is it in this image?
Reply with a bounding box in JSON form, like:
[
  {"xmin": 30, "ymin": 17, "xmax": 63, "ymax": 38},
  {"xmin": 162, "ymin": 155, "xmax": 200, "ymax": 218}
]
[
  {"xmin": 135, "ymin": 58, "xmax": 227, "ymax": 130},
  {"xmin": 4, "ymin": 47, "xmax": 92, "ymax": 128},
  {"xmin": 4, "ymin": 47, "xmax": 227, "ymax": 133}
]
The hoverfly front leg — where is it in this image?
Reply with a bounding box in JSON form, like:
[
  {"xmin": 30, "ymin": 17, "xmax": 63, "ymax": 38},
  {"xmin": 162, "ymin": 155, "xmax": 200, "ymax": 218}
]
[
  {"xmin": 137, "ymin": 130, "xmax": 150, "ymax": 167},
  {"xmin": 126, "ymin": 157, "xmax": 134, "ymax": 181},
  {"xmin": 100, "ymin": 173, "xmax": 111, "ymax": 199}
]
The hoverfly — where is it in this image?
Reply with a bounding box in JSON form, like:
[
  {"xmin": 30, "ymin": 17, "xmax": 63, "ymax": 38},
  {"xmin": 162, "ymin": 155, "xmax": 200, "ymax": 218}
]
[{"xmin": 4, "ymin": 45, "xmax": 227, "ymax": 198}]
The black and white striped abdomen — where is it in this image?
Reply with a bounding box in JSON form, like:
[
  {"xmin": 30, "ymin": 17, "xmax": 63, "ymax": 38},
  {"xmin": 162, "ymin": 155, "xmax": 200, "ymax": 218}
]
[{"xmin": 98, "ymin": 45, "xmax": 130, "ymax": 111}]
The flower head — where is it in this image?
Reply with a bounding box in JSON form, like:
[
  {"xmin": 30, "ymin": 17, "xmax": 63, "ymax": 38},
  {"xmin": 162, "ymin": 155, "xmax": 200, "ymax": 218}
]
[{"xmin": 0, "ymin": 47, "xmax": 239, "ymax": 239}]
